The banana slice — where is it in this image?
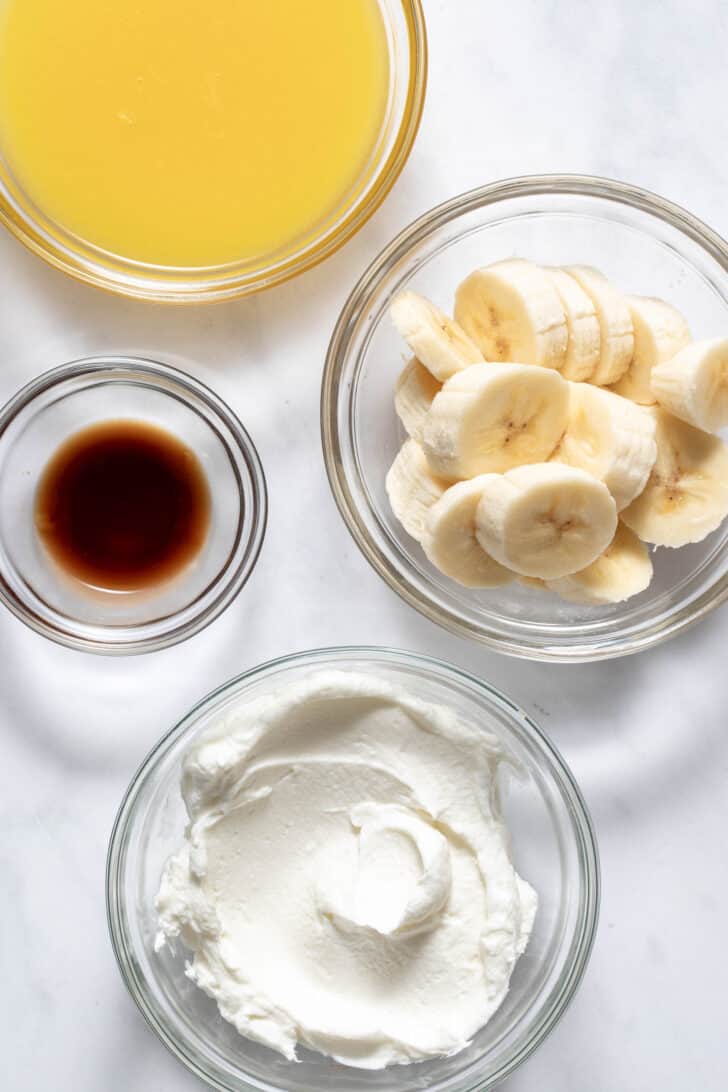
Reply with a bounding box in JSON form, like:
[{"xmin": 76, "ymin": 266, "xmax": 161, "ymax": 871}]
[
  {"xmin": 518, "ymin": 575, "xmax": 547, "ymax": 589},
  {"xmin": 611, "ymin": 296, "xmax": 691, "ymax": 405},
  {"xmin": 546, "ymin": 522, "xmax": 653, "ymax": 604},
  {"xmin": 475, "ymin": 463, "xmax": 618, "ymax": 579},
  {"xmin": 386, "ymin": 440, "xmax": 447, "ymax": 542},
  {"xmin": 395, "ymin": 358, "xmax": 442, "ymax": 441},
  {"xmin": 551, "ymin": 383, "xmax": 656, "ymax": 511},
  {"xmin": 563, "ymin": 265, "xmax": 634, "ymax": 385},
  {"xmin": 422, "ymin": 362, "xmax": 569, "ymax": 480},
  {"xmin": 422, "ymin": 477, "xmax": 514, "ymax": 588},
  {"xmin": 390, "ymin": 291, "xmax": 483, "ymax": 381},
  {"xmin": 545, "ymin": 268, "xmax": 600, "ymax": 381},
  {"xmin": 650, "ymin": 338, "xmax": 728, "ymax": 433},
  {"xmin": 621, "ymin": 408, "xmax": 728, "ymax": 546},
  {"xmin": 454, "ymin": 259, "xmax": 568, "ymax": 369}
]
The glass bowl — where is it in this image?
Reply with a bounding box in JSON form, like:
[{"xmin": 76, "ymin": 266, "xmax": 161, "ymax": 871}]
[
  {"xmin": 0, "ymin": 356, "xmax": 267, "ymax": 653},
  {"xmin": 0, "ymin": 1, "xmax": 426, "ymax": 303},
  {"xmin": 321, "ymin": 174, "xmax": 728, "ymax": 661},
  {"xmin": 107, "ymin": 645, "xmax": 599, "ymax": 1092}
]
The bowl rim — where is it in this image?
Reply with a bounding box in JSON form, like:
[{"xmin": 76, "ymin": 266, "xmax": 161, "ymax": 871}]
[
  {"xmin": 0, "ymin": 1, "xmax": 428, "ymax": 304},
  {"xmin": 0, "ymin": 355, "xmax": 268, "ymax": 653},
  {"xmin": 320, "ymin": 173, "xmax": 728, "ymax": 662},
  {"xmin": 106, "ymin": 644, "xmax": 601, "ymax": 1092}
]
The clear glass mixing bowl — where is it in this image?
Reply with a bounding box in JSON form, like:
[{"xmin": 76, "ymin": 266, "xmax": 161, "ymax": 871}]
[
  {"xmin": 107, "ymin": 646, "xmax": 599, "ymax": 1091},
  {"xmin": 321, "ymin": 175, "xmax": 728, "ymax": 660},
  {"xmin": 0, "ymin": 0, "xmax": 426, "ymax": 302},
  {"xmin": 0, "ymin": 356, "xmax": 267, "ymax": 652}
]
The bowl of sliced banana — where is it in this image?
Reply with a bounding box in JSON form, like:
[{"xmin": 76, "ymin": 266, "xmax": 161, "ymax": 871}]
[{"xmin": 322, "ymin": 175, "xmax": 728, "ymax": 660}]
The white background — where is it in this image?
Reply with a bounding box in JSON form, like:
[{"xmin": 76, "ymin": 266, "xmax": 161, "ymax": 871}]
[{"xmin": 2, "ymin": 1, "xmax": 727, "ymax": 1089}]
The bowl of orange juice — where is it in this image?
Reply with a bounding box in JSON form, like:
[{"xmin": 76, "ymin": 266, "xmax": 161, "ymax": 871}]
[{"xmin": 0, "ymin": 0, "xmax": 426, "ymax": 302}]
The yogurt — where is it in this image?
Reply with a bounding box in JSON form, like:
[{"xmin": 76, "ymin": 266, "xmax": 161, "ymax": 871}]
[{"xmin": 155, "ymin": 671, "xmax": 537, "ymax": 1068}]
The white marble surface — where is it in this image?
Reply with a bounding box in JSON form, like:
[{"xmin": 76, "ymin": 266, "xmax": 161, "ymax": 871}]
[{"xmin": 2, "ymin": 1, "xmax": 727, "ymax": 1088}]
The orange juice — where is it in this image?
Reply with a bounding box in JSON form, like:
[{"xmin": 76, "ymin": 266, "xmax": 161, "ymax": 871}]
[{"xmin": 0, "ymin": 0, "xmax": 389, "ymax": 267}]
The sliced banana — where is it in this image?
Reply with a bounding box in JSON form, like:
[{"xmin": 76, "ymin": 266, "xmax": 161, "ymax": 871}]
[
  {"xmin": 454, "ymin": 259, "xmax": 568, "ymax": 369},
  {"xmin": 546, "ymin": 522, "xmax": 653, "ymax": 605},
  {"xmin": 386, "ymin": 440, "xmax": 447, "ymax": 543},
  {"xmin": 650, "ymin": 337, "xmax": 728, "ymax": 433},
  {"xmin": 621, "ymin": 408, "xmax": 728, "ymax": 546},
  {"xmin": 394, "ymin": 358, "xmax": 442, "ymax": 441},
  {"xmin": 545, "ymin": 268, "xmax": 600, "ymax": 381},
  {"xmin": 552, "ymin": 383, "xmax": 656, "ymax": 511},
  {"xmin": 517, "ymin": 575, "xmax": 547, "ymax": 589},
  {"xmin": 475, "ymin": 463, "xmax": 618, "ymax": 579},
  {"xmin": 563, "ymin": 265, "xmax": 634, "ymax": 385},
  {"xmin": 611, "ymin": 296, "xmax": 691, "ymax": 405},
  {"xmin": 390, "ymin": 291, "xmax": 483, "ymax": 382},
  {"xmin": 422, "ymin": 362, "xmax": 569, "ymax": 481},
  {"xmin": 422, "ymin": 477, "xmax": 514, "ymax": 588}
]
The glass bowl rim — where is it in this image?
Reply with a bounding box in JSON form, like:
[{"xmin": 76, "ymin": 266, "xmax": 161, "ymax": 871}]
[
  {"xmin": 0, "ymin": 354, "xmax": 268, "ymax": 653},
  {"xmin": 106, "ymin": 643, "xmax": 601, "ymax": 1092},
  {"xmin": 0, "ymin": 0, "xmax": 428, "ymax": 304},
  {"xmin": 320, "ymin": 173, "xmax": 728, "ymax": 663}
]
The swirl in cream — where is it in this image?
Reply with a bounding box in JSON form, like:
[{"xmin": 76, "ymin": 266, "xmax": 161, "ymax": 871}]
[{"xmin": 155, "ymin": 671, "xmax": 537, "ymax": 1068}]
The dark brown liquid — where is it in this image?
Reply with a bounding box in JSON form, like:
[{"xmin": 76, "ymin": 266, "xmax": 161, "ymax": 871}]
[{"xmin": 35, "ymin": 419, "xmax": 211, "ymax": 591}]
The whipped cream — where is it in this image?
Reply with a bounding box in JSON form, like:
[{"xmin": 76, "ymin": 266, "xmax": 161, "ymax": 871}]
[{"xmin": 155, "ymin": 671, "xmax": 537, "ymax": 1069}]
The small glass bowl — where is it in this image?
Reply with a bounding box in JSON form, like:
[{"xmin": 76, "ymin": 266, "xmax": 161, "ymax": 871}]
[
  {"xmin": 0, "ymin": 1, "xmax": 427, "ymax": 303},
  {"xmin": 0, "ymin": 356, "xmax": 267, "ymax": 653},
  {"xmin": 107, "ymin": 646, "xmax": 599, "ymax": 1092},
  {"xmin": 322, "ymin": 174, "xmax": 728, "ymax": 661}
]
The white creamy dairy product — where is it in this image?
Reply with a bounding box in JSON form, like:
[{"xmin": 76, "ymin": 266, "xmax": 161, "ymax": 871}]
[{"xmin": 155, "ymin": 671, "xmax": 537, "ymax": 1069}]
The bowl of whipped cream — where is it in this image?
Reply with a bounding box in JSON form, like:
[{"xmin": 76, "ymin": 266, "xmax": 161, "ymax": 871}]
[{"xmin": 107, "ymin": 647, "xmax": 599, "ymax": 1091}]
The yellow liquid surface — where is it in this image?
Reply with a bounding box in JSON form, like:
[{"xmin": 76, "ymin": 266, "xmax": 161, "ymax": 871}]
[{"xmin": 0, "ymin": 0, "xmax": 389, "ymax": 267}]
